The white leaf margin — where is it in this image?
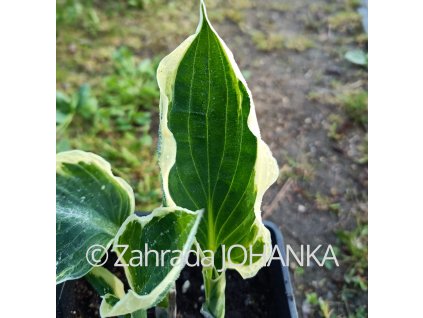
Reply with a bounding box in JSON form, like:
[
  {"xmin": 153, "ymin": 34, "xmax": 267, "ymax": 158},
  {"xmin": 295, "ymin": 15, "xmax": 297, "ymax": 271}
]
[
  {"xmin": 156, "ymin": 0, "xmax": 279, "ymax": 278},
  {"xmin": 87, "ymin": 266, "xmax": 126, "ymax": 299},
  {"xmin": 56, "ymin": 150, "xmax": 135, "ymax": 284},
  {"xmin": 56, "ymin": 150, "xmax": 135, "ymax": 214},
  {"xmin": 100, "ymin": 206, "xmax": 204, "ymax": 317}
]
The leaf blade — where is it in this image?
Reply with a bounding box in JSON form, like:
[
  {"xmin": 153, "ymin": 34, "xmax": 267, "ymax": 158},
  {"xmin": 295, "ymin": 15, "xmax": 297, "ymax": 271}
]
[
  {"xmin": 56, "ymin": 150, "xmax": 135, "ymax": 284},
  {"xmin": 85, "ymin": 266, "xmax": 126, "ymax": 299},
  {"xmin": 99, "ymin": 207, "xmax": 203, "ymax": 317},
  {"xmin": 157, "ymin": 0, "xmax": 278, "ymax": 277}
]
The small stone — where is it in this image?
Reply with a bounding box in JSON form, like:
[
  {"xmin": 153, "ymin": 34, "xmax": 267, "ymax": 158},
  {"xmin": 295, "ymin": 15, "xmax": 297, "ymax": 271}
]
[
  {"xmin": 298, "ymin": 204, "xmax": 307, "ymax": 213},
  {"xmin": 302, "ymin": 300, "xmax": 312, "ymax": 315},
  {"xmin": 182, "ymin": 280, "xmax": 190, "ymax": 294},
  {"xmin": 244, "ymin": 294, "xmax": 254, "ymax": 306},
  {"xmin": 68, "ymin": 43, "xmax": 77, "ymax": 54},
  {"xmin": 304, "ymin": 117, "xmax": 312, "ymax": 124},
  {"xmin": 325, "ymin": 65, "xmax": 341, "ymax": 76}
]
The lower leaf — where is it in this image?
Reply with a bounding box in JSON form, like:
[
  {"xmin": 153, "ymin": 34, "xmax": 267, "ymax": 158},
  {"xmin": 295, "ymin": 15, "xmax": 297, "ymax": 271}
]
[
  {"xmin": 56, "ymin": 150, "xmax": 135, "ymax": 284},
  {"xmin": 100, "ymin": 207, "xmax": 203, "ymax": 317},
  {"xmin": 85, "ymin": 267, "xmax": 147, "ymax": 318}
]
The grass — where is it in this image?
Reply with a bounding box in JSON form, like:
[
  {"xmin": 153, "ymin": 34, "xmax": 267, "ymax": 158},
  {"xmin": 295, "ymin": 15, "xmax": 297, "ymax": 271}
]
[
  {"xmin": 56, "ymin": 1, "xmax": 170, "ymax": 211},
  {"xmin": 308, "ymin": 85, "xmax": 368, "ymax": 130},
  {"xmin": 56, "ymin": 0, "xmax": 201, "ymax": 91},
  {"xmin": 315, "ymin": 192, "xmax": 341, "ymax": 213},
  {"xmin": 305, "ymin": 292, "xmax": 335, "ymax": 318},
  {"xmin": 337, "ymin": 223, "xmax": 368, "ymax": 288},
  {"xmin": 56, "ymin": 45, "xmax": 162, "ymax": 211},
  {"xmin": 340, "ymin": 90, "xmax": 368, "ymax": 126},
  {"xmin": 279, "ymin": 156, "xmax": 315, "ymax": 183},
  {"xmin": 303, "ymin": 218, "xmax": 368, "ymax": 318},
  {"xmin": 337, "ymin": 221, "xmax": 368, "ymax": 315}
]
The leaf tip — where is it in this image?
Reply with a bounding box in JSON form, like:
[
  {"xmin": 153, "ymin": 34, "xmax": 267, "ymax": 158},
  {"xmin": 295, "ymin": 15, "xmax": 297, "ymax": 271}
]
[{"xmin": 197, "ymin": 0, "xmax": 210, "ymax": 31}]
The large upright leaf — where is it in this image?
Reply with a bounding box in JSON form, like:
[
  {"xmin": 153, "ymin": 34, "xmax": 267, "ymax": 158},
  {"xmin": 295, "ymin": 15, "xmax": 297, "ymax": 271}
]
[
  {"xmin": 56, "ymin": 150, "xmax": 134, "ymax": 283},
  {"xmin": 99, "ymin": 207, "xmax": 203, "ymax": 317},
  {"xmin": 157, "ymin": 0, "xmax": 279, "ymax": 278}
]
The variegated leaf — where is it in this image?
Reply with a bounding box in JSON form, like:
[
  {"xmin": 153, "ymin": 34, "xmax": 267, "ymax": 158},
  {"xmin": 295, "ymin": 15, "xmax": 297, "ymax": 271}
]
[
  {"xmin": 100, "ymin": 207, "xmax": 203, "ymax": 317},
  {"xmin": 56, "ymin": 150, "xmax": 134, "ymax": 284}
]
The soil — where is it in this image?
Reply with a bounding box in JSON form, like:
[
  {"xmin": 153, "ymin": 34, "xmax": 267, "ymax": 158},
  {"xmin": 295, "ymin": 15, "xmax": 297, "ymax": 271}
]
[
  {"xmin": 57, "ymin": 227, "xmax": 292, "ymax": 318},
  {"xmin": 56, "ymin": 279, "xmax": 101, "ymax": 318},
  {"xmin": 176, "ymin": 257, "xmax": 286, "ymax": 318},
  {"xmin": 57, "ymin": 267, "xmax": 278, "ymax": 318},
  {"xmin": 56, "ymin": 277, "xmax": 156, "ymax": 318}
]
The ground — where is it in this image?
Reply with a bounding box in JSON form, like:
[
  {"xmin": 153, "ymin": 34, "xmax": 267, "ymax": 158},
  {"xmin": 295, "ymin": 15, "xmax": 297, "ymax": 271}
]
[{"xmin": 57, "ymin": 0, "xmax": 368, "ymax": 317}]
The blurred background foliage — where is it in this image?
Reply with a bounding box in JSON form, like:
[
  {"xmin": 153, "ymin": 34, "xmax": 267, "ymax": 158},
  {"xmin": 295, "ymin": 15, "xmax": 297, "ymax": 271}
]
[{"xmin": 56, "ymin": 0, "xmax": 167, "ymax": 211}]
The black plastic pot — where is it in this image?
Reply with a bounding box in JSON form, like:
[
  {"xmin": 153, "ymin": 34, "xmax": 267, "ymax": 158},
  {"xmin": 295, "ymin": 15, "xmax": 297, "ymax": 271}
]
[
  {"xmin": 262, "ymin": 220, "xmax": 298, "ymax": 318},
  {"xmin": 56, "ymin": 218, "xmax": 298, "ymax": 318}
]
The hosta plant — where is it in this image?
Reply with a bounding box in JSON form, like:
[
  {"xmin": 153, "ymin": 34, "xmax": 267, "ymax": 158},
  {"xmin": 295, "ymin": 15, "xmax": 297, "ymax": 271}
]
[
  {"xmin": 56, "ymin": 1, "xmax": 278, "ymax": 317},
  {"xmin": 56, "ymin": 150, "xmax": 203, "ymax": 317},
  {"xmin": 157, "ymin": 1, "xmax": 278, "ymax": 317}
]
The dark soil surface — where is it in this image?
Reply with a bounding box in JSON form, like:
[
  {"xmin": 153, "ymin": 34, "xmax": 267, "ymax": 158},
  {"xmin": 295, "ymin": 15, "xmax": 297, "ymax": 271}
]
[
  {"xmin": 177, "ymin": 264, "xmax": 277, "ymax": 318},
  {"xmin": 56, "ymin": 279, "xmax": 101, "ymax": 318},
  {"xmin": 57, "ymin": 242, "xmax": 291, "ymax": 318},
  {"xmin": 56, "ymin": 278, "xmax": 156, "ymax": 318},
  {"xmin": 57, "ymin": 267, "xmax": 278, "ymax": 318}
]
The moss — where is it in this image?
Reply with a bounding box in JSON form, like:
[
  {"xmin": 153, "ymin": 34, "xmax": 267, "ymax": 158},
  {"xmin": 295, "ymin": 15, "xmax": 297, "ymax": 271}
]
[
  {"xmin": 327, "ymin": 114, "xmax": 344, "ymax": 141},
  {"xmin": 328, "ymin": 11, "xmax": 362, "ymax": 32},
  {"xmin": 251, "ymin": 32, "xmax": 314, "ymax": 53},
  {"xmin": 223, "ymin": 8, "xmax": 245, "ymax": 24},
  {"xmin": 357, "ymin": 134, "xmax": 368, "ymax": 164},
  {"xmin": 308, "ymin": 2, "xmax": 338, "ymax": 15},
  {"xmin": 229, "ymin": 0, "xmax": 253, "ymax": 9},
  {"xmin": 307, "ymin": 90, "xmax": 338, "ymax": 105},
  {"xmin": 208, "ymin": 9, "xmax": 226, "ymax": 23},
  {"xmin": 285, "ymin": 36, "xmax": 314, "ymax": 52},
  {"xmin": 263, "ymin": 2, "xmax": 294, "ymax": 12},
  {"xmin": 355, "ymin": 33, "xmax": 368, "ymax": 46},
  {"xmin": 346, "ymin": 0, "xmax": 362, "ymax": 10},
  {"xmin": 251, "ymin": 30, "xmax": 284, "ymax": 51}
]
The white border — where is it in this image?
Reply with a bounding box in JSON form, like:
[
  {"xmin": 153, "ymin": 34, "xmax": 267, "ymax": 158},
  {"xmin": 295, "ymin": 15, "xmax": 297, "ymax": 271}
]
[
  {"xmin": 369, "ymin": 0, "xmax": 423, "ymax": 316},
  {"xmin": 0, "ymin": 0, "xmax": 56, "ymax": 316}
]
